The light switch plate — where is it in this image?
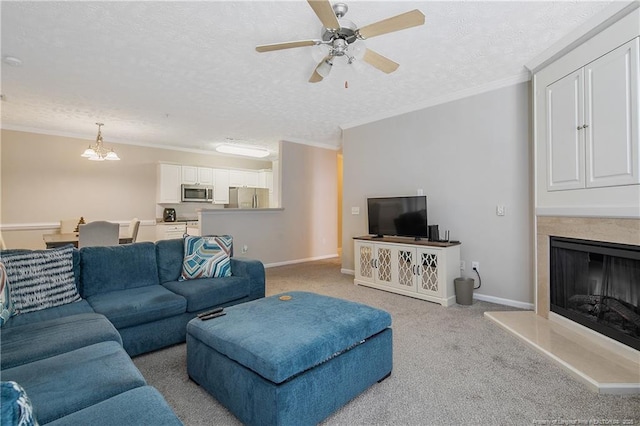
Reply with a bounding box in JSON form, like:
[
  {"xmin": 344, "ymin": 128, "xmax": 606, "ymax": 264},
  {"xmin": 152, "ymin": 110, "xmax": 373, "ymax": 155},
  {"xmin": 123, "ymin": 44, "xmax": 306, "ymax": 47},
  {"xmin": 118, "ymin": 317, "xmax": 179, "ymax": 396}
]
[{"xmin": 351, "ymin": 207, "xmax": 360, "ymax": 215}]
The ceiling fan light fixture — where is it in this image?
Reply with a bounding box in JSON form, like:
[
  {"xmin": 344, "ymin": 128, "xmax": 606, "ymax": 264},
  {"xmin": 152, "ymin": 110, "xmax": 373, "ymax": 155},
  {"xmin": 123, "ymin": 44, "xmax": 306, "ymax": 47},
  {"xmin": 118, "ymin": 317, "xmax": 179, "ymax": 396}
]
[
  {"xmin": 216, "ymin": 144, "xmax": 270, "ymax": 158},
  {"xmin": 316, "ymin": 59, "xmax": 333, "ymax": 78}
]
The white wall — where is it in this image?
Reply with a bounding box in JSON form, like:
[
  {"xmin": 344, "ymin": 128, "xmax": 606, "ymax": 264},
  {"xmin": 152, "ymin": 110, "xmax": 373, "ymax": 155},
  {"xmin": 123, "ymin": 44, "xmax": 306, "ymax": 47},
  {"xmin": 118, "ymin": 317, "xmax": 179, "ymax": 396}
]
[
  {"xmin": 342, "ymin": 82, "xmax": 533, "ymax": 306},
  {"xmin": 200, "ymin": 141, "xmax": 338, "ymax": 266}
]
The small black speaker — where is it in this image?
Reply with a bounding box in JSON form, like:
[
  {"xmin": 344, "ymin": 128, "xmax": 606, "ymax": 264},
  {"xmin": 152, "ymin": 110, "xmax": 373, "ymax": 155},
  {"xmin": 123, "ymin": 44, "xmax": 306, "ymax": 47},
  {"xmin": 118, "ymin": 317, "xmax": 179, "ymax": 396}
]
[{"xmin": 428, "ymin": 225, "xmax": 439, "ymax": 241}]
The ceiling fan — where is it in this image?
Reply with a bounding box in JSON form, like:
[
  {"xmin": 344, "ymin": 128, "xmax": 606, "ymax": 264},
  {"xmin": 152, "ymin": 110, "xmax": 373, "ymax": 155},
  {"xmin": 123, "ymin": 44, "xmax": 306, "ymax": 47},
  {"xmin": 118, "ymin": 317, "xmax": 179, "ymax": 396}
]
[{"xmin": 255, "ymin": 0, "xmax": 425, "ymax": 83}]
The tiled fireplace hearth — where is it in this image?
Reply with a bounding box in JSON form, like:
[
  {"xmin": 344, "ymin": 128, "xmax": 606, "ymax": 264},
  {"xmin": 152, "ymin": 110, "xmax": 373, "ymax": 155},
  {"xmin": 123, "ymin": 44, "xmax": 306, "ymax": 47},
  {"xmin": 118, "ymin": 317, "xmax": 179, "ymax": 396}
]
[{"xmin": 486, "ymin": 216, "xmax": 640, "ymax": 394}]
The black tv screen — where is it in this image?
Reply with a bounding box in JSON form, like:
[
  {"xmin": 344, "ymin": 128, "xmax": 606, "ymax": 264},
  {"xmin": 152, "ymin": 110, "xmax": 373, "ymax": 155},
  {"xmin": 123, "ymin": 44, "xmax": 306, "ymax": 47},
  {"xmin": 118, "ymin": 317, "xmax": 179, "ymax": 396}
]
[{"xmin": 367, "ymin": 196, "xmax": 428, "ymax": 238}]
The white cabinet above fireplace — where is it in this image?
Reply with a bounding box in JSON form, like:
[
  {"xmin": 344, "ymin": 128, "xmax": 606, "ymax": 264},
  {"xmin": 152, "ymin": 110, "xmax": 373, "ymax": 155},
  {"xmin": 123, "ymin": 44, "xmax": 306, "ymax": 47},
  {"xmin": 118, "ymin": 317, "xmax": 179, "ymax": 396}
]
[
  {"xmin": 534, "ymin": 8, "xmax": 640, "ymax": 218},
  {"xmin": 545, "ymin": 38, "xmax": 639, "ymax": 192}
]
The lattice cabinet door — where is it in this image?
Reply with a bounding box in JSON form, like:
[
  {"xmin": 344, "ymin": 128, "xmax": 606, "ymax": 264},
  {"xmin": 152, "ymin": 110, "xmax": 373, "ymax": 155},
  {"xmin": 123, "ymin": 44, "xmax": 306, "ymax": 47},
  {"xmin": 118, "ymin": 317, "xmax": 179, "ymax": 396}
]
[
  {"xmin": 374, "ymin": 244, "xmax": 394, "ymax": 286},
  {"xmin": 389, "ymin": 246, "xmax": 417, "ymax": 291},
  {"xmin": 416, "ymin": 247, "xmax": 442, "ymax": 297},
  {"xmin": 354, "ymin": 241, "xmax": 375, "ymax": 284}
]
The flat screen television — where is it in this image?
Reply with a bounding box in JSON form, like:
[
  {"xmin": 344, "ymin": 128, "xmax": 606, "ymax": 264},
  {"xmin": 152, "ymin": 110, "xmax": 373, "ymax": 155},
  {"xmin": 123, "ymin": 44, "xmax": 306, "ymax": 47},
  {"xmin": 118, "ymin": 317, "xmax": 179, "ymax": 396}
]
[{"xmin": 367, "ymin": 196, "xmax": 428, "ymax": 239}]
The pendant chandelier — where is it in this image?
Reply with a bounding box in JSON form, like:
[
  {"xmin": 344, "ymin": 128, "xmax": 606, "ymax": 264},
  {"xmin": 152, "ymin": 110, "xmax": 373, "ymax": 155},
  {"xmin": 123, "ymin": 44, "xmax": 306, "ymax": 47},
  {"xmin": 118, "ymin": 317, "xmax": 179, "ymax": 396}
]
[{"xmin": 81, "ymin": 123, "xmax": 120, "ymax": 161}]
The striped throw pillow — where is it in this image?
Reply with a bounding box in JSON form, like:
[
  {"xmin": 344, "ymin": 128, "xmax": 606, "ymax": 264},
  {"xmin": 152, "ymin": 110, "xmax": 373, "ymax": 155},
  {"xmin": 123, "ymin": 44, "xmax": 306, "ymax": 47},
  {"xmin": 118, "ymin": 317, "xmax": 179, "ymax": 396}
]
[
  {"xmin": 0, "ymin": 262, "xmax": 14, "ymax": 325},
  {"xmin": 180, "ymin": 235, "xmax": 232, "ymax": 280},
  {"xmin": 2, "ymin": 245, "xmax": 81, "ymax": 314}
]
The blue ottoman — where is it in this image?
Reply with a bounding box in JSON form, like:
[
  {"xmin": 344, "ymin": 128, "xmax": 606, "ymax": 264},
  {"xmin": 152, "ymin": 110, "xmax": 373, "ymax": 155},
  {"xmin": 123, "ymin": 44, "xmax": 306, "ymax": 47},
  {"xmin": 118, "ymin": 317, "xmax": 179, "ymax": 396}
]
[{"xmin": 186, "ymin": 291, "xmax": 392, "ymax": 426}]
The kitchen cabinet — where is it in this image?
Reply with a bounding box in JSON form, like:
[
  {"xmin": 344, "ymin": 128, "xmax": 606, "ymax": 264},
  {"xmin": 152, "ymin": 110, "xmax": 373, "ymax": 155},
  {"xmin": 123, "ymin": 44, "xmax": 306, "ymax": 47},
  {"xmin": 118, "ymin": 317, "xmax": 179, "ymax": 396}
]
[
  {"xmin": 157, "ymin": 164, "xmax": 182, "ymax": 204},
  {"xmin": 213, "ymin": 169, "xmax": 230, "ymax": 204},
  {"xmin": 258, "ymin": 170, "xmax": 274, "ymax": 193},
  {"xmin": 545, "ymin": 37, "xmax": 639, "ymax": 191},
  {"xmin": 182, "ymin": 166, "xmax": 214, "ymax": 186},
  {"xmin": 156, "ymin": 223, "xmax": 186, "ymax": 240},
  {"xmin": 229, "ymin": 170, "xmax": 260, "ymax": 188},
  {"xmin": 353, "ymin": 237, "xmax": 460, "ymax": 307},
  {"xmin": 186, "ymin": 221, "xmax": 201, "ymax": 236}
]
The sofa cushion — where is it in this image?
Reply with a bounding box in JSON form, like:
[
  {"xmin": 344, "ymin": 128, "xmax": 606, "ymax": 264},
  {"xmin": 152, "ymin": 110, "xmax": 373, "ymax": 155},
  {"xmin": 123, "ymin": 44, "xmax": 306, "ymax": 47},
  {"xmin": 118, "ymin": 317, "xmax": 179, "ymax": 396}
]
[
  {"xmin": 163, "ymin": 275, "xmax": 249, "ymax": 312},
  {"xmin": 0, "ymin": 262, "xmax": 15, "ymax": 325},
  {"xmin": 44, "ymin": 386, "xmax": 182, "ymax": 426},
  {"xmin": 86, "ymin": 286, "xmax": 186, "ymax": 329},
  {"xmin": 1, "ymin": 341, "xmax": 147, "ymax": 425},
  {"xmin": 2, "ymin": 246, "xmax": 81, "ymax": 314},
  {"xmin": 0, "ymin": 381, "xmax": 37, "ymax": 426},
  {"xmin": 1, "ymin": 299, "xmax": 94, "ymax": 328},
  {"xmin": 156, "ymin": 238, "xmax": 184, "ymax": 284},
  {"xmin": 180, "ymin": 235, "xmax": 232, "ymax": 280},
  {"xmin": 80, "ymin": 242, "xmax": 159, "ymax": 298},
  {"xmin": 1, "ymin": 313, "xmax": 122, "ymax": 370}
]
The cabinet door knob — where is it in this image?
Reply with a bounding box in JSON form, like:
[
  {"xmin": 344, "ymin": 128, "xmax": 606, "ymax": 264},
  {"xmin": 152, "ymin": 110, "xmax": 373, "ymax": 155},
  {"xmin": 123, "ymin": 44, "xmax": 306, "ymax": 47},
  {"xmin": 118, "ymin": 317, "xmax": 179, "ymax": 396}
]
[
  {"xmin": 577, "ymin": 125, "xmax": 584, "ymax": 130},
  {"xmin": 583, "ymin": 124, "xmax": 589, "ymax": 128}
]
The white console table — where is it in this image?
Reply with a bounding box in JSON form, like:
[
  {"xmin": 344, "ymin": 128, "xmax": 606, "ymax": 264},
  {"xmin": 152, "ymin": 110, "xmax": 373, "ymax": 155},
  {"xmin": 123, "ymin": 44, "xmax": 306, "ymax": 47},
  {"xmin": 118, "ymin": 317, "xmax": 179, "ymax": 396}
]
[{"xmin": 353, "ymin": 236, "xmax": 461, "ymax": 307}]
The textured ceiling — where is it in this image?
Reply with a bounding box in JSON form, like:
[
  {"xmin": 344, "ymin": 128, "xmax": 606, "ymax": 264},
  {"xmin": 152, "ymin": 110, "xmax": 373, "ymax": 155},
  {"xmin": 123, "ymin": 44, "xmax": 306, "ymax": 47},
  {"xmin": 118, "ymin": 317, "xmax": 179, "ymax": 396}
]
[{"xmin": 0, "ymin": 1, "xmax": 613, "ymax": 157}]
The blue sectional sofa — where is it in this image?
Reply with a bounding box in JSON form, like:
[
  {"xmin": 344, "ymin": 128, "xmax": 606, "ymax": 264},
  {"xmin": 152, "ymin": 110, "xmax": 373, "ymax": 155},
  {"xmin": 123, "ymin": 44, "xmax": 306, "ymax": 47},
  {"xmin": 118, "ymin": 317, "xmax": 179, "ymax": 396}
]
[{"xmin": 0, "ymin": 238, "xmax": 265, "ymax": 425}]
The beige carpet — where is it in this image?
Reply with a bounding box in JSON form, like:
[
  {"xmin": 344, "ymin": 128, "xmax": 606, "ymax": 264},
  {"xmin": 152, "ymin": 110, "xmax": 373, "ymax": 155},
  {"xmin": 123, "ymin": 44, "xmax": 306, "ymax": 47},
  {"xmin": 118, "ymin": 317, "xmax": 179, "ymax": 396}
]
[{"xmin": 133, "ymin": 258, "xmax": 640, "ymax": 425}]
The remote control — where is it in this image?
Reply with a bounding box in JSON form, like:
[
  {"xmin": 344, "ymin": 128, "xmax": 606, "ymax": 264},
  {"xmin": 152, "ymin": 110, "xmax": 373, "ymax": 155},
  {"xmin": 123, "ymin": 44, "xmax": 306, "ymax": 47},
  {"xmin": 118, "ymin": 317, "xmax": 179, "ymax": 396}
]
[
  {"xmin": 200, "ymin": 312, "xmax": 226, "ymax": 321},
  {"xmin": 197, "ymin": 307, "xmax": 223, "ymax": 318}
]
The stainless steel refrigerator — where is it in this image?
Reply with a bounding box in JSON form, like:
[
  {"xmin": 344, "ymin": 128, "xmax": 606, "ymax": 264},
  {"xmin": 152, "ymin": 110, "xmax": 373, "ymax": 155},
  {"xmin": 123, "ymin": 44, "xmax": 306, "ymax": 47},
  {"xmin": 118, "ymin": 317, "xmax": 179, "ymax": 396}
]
[{"xmin": 228, "ymin": 187, "xmax": 270, "ymax": 209}]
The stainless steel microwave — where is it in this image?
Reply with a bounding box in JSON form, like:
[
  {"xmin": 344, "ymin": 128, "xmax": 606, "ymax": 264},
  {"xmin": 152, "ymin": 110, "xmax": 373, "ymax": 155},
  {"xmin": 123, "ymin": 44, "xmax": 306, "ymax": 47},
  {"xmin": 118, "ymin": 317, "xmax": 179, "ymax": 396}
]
[{"xmin": 181, "ymin": 184, "xmax": 213, "ymax": 202}]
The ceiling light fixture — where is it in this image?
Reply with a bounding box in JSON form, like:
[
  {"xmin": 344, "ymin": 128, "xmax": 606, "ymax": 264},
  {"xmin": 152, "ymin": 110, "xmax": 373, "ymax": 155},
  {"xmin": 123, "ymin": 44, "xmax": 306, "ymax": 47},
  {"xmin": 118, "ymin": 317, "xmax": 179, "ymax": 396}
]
[
  {"xmin": 216, "ymin": 144, "xmax": 270, "ymax": 158},
  {"xmin": 81, "ymin": 123, "xmax": 120, "ymax": 161}
]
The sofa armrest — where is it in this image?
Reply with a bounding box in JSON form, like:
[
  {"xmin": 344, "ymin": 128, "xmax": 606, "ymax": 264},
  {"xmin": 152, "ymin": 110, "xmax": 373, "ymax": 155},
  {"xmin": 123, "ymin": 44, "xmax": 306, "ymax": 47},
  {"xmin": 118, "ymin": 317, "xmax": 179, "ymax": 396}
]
[{"xmin": 231, "ymin": 258, "xmax": 265, "ymax": 301}]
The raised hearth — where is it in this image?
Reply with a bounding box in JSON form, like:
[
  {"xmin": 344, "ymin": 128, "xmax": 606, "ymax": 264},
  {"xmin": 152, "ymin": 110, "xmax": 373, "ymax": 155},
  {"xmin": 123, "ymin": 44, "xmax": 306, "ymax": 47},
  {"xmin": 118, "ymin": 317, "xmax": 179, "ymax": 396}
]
[{"xmin": 488, "ymin": 216, "xmax": 640, "ymax": 394}]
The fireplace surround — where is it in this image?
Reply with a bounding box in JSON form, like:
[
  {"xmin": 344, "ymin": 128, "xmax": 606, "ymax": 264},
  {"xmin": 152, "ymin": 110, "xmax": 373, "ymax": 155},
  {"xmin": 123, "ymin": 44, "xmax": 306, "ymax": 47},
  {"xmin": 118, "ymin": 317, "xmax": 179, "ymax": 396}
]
[{"xmin": 487, "ymin": 216, "xmax": 640, "ymax": 394}]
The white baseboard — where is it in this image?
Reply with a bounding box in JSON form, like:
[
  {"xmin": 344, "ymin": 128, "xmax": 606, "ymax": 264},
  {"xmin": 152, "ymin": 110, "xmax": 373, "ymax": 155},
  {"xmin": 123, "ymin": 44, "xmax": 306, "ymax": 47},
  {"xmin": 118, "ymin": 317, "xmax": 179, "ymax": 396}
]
[
  {"xmin": 263, "ymin": 254, "xmax": 339, "ymax": 269},
  {"xmin": 473, "ymin": 293, "xmax": 534, "ymax": 310},
  {"xmin": 341, "ymin": 268, "xmax": 355, "ymax": 275}
]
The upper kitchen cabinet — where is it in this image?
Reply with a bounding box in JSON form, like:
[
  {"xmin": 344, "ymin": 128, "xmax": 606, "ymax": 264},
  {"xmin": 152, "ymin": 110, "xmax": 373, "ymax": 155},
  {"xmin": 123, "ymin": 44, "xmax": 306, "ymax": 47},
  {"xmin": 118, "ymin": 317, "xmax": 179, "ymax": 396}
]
[
  {"xmin": 213, "ymin": 169, "xmax": 230, "ymax": 204},
  {"xmin": 157, "ymin": 163, "xmax": 182, "ymax": 204},
  {"xmin": 182, "ymin": 166, "xmax": 214, "ymax": 186},
  {"xmin": 546, "ymin": 38, "xmax": 639, "ymax": 191},
  {"xmin": 229, "ymin": 170, "xmax": 259, "ymax": 188},
  {"xmin": 258, "ymin": 170, "xmax": 274, "ymax": 193}
]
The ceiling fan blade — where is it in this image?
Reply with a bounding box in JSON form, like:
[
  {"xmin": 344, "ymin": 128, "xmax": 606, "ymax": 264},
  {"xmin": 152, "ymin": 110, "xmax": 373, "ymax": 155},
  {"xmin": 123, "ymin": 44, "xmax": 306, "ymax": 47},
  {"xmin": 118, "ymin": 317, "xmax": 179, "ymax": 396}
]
[
  {"xmin": 307, "ymin": 0, "xmax": 340, "ymax": 30},
  {"xmin": 357, "ymin": 9, "xmax": 425, "ymax": 39},
  {"xmin": 256, "ymin": 40, "xmax": 319, "ymax": 53},
  {"xmin": 309, "ymin": 56, "xmax": 332, "ymax": 83},
  {"xmin": 363, "ymin": 49, "xmax": 399, "ymax": 74},
  {"xmin": 309, "ymin": 69, "xmax": 324, "ymax": 83}
]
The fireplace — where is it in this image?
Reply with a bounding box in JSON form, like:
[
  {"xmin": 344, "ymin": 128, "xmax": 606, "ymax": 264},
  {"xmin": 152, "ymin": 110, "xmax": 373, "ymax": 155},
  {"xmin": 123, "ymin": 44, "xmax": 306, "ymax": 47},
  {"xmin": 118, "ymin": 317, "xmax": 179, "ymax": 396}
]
[{"xmin": 550, "ymin": 236, "xmax": 640, "ymax": 351}]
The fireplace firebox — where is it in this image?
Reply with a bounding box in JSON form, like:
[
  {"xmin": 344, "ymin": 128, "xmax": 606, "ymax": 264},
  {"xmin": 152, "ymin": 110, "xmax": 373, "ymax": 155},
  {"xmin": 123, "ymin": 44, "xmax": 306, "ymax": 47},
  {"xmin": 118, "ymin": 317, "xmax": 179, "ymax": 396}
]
[{"xmin": 550, "ymin": 236, "xmax": 640, "ymax": 351}]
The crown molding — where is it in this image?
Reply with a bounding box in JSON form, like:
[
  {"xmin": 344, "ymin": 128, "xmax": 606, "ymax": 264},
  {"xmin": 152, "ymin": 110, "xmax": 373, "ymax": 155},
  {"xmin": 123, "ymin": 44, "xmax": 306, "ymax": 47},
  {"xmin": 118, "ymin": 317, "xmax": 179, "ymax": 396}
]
[
  {"xmin": 339, "ymin": 72, "xmax": 531, "ymax": 131},
  {"xmin": 0, "ymin": 124, "xmax": 278, "ymax": 158}
]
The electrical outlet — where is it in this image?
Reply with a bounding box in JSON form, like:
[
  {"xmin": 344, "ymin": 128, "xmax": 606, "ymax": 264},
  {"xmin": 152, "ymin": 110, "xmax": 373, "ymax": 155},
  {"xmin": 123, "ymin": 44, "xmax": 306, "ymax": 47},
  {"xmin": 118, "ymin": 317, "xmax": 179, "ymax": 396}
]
[
  {"xmin": 242, "ymin": 245, "xmax": 248, "ymax": 254},
  {"xmin": 460, "ymin": 260, "xmax": 466, "ymax": 270},
  {"xmin": 496, "ymin": 205, "xmax": 506, "ymax": 216},
  {"xmin": 472, "ymin": 261, "xmax": 480, "ymax": 271}
]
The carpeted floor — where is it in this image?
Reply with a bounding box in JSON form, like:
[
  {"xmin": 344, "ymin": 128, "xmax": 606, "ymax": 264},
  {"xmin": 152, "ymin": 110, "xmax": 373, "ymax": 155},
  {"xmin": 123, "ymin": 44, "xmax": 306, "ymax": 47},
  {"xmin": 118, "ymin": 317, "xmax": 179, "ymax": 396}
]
[{"xmin": 133, "ymin": 258, "xmax": 640, "ymax": 425}]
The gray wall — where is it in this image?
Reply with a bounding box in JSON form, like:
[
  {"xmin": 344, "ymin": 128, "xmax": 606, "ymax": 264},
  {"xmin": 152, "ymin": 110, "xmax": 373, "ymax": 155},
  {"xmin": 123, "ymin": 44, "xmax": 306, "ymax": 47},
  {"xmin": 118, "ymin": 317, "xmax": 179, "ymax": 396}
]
[
  {"xmin": 201, "ymin": 141, "xmax": 338, "ymax": 266},
  {"xmin": 342, "ymin": 82, "xmax": 533, "ymax": 306}
]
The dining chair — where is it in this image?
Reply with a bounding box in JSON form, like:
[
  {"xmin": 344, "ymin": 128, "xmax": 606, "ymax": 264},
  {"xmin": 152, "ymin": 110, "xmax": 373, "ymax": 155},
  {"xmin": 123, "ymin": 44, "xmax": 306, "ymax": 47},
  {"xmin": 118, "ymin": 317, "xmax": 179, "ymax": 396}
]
[
  {"xmin": 128, "ymin": 218, "xmax": 140, "ymax": 243},
  {"xmin": 78, "ymin": 221, "xmax": 119, "ymax": 248}
]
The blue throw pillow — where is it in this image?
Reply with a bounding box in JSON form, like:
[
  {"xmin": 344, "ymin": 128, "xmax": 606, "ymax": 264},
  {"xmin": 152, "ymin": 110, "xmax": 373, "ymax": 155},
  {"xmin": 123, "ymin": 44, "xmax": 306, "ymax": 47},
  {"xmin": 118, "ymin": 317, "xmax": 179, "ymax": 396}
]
[
  {"xmin": 1, "ymin": 381, "xmax": 37, "ymax": 426},
  {"xmin": 0, "ymin": 262, "xmax": 15, "ymax": 326},
  {"xmin": 180, "ymin": 235, "xmax": 232, "ymax": 280},
  {"xmin": 2, "ymin": 245, "xmax": 81, "ymax": 314}
]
